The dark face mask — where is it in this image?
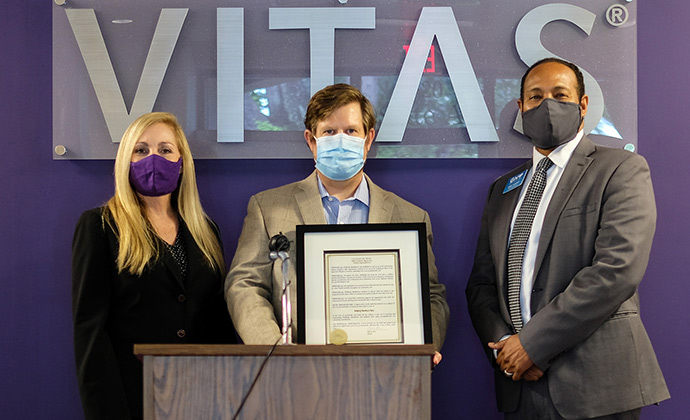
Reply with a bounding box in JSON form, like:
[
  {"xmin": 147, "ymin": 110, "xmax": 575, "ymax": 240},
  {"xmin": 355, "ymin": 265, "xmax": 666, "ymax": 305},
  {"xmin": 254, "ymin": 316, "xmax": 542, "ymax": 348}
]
[{"xmin": 522, "ymin": 98, "xmax": 582, "ymax": 149}]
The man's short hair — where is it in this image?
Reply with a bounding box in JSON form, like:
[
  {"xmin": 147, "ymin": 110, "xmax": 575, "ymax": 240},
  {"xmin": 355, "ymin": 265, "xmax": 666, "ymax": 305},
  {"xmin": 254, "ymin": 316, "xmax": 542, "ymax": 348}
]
[
  {"xmin": 303, "ymin": 84, "xmax": 376, "ymax": 134},
  {"xmin": 520, "ymin": 57, "xmax": 585, "ymax": 101}
]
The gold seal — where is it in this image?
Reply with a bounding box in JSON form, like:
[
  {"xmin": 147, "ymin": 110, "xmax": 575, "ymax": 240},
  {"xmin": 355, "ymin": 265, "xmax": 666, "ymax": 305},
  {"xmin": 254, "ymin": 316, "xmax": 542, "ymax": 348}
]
[{"xmin": 329, "ymin": 329, "xmax": 348, "ymax": 345}]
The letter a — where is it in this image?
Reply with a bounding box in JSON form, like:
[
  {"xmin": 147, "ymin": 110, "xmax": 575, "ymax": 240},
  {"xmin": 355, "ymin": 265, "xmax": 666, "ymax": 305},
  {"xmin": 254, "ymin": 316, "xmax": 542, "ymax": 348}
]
[{"xmin": 378, "ymin": 7, "xmax": 498, "ymax": 143}]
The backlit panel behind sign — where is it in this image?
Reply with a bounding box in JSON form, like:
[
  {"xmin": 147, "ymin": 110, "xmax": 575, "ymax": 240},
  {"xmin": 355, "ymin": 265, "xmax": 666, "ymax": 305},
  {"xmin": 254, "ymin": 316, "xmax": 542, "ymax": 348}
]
[{"xmin": 52, "ymin": 0, "xmax": 636, "ymax": 159}]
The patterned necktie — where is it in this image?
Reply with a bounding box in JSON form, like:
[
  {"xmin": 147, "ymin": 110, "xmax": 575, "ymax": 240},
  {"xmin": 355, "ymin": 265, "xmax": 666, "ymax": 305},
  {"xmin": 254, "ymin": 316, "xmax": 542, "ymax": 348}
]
[{"xmin": 507, "ymin": 157, "xmax": 554, "ymax": 333}]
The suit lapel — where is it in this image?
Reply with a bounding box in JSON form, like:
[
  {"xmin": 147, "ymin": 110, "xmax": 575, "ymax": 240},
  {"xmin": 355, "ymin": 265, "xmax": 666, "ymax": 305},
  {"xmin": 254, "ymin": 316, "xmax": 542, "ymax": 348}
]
[
  {"xmin": 295, "ymin": 171, "xmax": 328, "ymax": 225},
  {"xmin": 533, "ymin": 137, "xmax": 595, "ymax": 276},
  {"xmin": 366, "ymin": 175, "xmax": 394, "ymax": 223},
  {"xmin": 494, "ymin": 162, "xmax": 531, "ymax": 298}
]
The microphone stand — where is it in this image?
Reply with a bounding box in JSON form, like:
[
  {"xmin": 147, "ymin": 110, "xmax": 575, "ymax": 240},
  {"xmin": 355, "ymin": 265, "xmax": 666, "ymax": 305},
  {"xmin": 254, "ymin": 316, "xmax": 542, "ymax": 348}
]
[{"xmin": 269, "ymin": 233, "xmax": 292, "ymax": 345}]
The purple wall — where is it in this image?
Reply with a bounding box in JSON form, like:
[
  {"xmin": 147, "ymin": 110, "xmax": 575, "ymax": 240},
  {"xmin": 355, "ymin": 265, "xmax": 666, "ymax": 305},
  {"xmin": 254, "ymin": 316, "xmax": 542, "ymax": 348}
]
[{"xmin": 0, "ymin": 2, "xmax": 685, "ymax": 419}]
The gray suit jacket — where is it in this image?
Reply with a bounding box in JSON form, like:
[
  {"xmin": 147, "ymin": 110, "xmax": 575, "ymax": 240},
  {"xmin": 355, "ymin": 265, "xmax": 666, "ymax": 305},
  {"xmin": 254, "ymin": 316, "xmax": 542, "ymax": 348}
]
[
  {"xmin": 466, "ymin": 137, "xmax": 669, "ymax": 418},
  {"xmin": 226, "ymin": 171, "xmax": 449, "ymax": 351}
]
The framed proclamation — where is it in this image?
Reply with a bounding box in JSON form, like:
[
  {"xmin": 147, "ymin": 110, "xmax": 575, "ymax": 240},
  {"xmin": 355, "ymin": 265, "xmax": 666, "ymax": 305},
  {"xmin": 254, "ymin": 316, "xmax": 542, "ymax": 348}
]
[{"xmin": 296, "ymin": 223, "xmax": 432, "ymax": 346}]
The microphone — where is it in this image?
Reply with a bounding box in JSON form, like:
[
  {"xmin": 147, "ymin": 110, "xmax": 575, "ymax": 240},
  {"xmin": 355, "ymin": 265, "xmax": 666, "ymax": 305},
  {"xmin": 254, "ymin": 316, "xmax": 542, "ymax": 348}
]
[
  {"xmin": 268, "ymin": 232, "xmax": 292, "ymax": 345},
  {"xmin": 269, "ymin": 232, "xmax": 290, "ymax": 255}
]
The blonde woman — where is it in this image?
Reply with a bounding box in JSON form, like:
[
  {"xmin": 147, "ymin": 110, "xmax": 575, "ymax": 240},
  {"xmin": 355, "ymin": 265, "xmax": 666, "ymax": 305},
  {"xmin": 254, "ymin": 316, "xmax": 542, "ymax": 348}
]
[{"xmin": 72, "ymin": 112, "xmax": 236, "ymax": 420}]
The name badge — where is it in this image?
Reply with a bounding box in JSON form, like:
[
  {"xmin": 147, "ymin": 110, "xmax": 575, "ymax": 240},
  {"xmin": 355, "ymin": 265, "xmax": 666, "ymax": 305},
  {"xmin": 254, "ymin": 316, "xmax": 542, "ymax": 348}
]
[{"xmin": 503, "ymin": 169, "xmax": 528, "ymax": 194}]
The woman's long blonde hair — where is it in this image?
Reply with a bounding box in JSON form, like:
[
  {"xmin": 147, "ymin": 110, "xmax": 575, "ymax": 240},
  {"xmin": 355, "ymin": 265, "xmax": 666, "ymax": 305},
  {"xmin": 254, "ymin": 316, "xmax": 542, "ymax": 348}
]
[{"xmin": 105, "ymin": 112, "xmax": 225, "ymax": 276}]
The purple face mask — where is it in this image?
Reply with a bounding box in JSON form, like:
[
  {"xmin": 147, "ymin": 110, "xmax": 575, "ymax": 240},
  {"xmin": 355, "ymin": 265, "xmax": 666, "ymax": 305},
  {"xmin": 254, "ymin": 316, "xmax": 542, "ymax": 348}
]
[{"xmin": 129, "ymin": 154, "xmax": 182, "ymax": 197}]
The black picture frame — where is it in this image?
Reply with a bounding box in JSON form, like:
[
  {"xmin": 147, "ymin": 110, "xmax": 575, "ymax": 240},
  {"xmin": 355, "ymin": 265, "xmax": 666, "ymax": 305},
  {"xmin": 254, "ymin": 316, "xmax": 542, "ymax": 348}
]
[{"xmin": 296, "ymin": 223, "xmax": 432, "ymax": 345}]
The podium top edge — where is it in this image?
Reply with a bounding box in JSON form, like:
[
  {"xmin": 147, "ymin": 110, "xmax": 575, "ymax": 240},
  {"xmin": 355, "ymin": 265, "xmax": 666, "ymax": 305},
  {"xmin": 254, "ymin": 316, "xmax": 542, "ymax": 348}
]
[{"xmin": 133, "ymin": 344, "xmax": 436, "ymax": 357}]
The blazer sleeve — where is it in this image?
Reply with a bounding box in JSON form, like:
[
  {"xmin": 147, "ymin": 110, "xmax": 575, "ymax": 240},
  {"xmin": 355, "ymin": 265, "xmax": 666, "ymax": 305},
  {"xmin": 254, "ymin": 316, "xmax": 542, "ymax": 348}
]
[
  {"xmin": 520, "ymin": 153, "xmax": 657, "ymax": 370},
  {"xmin": 198, "ymin": 218, "xmax": 238, "ymax": 344},
  {"xmin": 72, "ymin": 210, "xmax": 131, "ymax": 420},
  {"xmin": 225, "ymin": 195, "xmax": 282, "ymax": 344},
  {"xmin": 422, "ymin": 211, "xmax": 450, "ymax": 352}
]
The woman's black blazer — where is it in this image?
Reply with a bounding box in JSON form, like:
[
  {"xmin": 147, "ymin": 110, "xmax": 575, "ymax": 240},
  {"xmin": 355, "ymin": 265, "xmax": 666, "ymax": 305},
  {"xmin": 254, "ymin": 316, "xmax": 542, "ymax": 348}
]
[{"xmin": 72, "ymin": 207, "xmax": 236, "ymax": 420}]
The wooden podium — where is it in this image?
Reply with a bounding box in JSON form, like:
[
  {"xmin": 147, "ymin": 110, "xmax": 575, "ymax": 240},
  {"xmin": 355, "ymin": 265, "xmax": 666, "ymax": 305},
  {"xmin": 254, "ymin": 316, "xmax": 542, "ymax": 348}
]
[{"xmin": 134, "ymin": 344, "xmax": 435, "ymax": 420}]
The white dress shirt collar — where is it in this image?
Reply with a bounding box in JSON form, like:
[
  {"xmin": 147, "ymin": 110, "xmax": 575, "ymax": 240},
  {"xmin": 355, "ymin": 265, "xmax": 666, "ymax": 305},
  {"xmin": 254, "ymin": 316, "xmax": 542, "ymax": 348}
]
[{"xmin": 532, "ymin": 130, "xmax": 583, "ymax": 171}]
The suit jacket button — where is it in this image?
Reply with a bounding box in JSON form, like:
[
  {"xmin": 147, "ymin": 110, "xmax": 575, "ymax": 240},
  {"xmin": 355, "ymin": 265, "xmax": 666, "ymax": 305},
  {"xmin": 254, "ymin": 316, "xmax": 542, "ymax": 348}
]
[
  {"xmin": 178, "ymin": 294, "xmax": 186, "ymax": 303},
  {"xmin": 177, "ymin": 329, "xmax": 186, "ymax": 338}
]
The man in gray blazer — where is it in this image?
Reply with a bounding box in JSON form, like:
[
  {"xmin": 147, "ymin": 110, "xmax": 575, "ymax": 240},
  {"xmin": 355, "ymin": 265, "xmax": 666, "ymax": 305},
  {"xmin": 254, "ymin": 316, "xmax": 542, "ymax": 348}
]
[
  {"xmin": 466, "ymin": 58, "xmax": 669, "ymax": 419},
  {"xmin": 226, "ymin": 84, "xmax": 449, "ymax": 362}
]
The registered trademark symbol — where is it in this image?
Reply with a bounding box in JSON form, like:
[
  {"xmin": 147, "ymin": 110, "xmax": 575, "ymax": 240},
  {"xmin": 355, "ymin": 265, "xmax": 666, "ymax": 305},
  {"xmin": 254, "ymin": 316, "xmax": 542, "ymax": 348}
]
[{"xmin": 606, "ymin": 4, "xmax": 629, "ymax": 27}]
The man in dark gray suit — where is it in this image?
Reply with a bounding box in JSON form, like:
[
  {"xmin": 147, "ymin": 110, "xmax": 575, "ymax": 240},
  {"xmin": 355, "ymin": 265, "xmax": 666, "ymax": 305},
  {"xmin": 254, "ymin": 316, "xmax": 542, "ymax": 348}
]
[{"xmin": 466, "ymin": 58, "xmax": 669, "ymax": 419}]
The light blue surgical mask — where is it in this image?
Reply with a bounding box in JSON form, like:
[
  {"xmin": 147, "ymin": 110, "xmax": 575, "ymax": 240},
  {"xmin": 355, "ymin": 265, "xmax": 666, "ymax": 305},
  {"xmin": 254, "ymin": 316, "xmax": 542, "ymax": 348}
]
[{"xmin": 314, "ymin": 133, "xmax": 366, "ymax": 181}]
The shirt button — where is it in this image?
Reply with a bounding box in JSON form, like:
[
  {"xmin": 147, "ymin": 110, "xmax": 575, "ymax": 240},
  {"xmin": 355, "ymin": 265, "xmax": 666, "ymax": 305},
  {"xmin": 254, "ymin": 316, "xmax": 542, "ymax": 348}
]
[
  {"xmin": 177, "ymin": 329, "xmax": 186, "ymax": 338},
  {"xmin": 178, "ymin": 294, "xmax": 186, "ymax": 303},
  {"xmin": 328, "ymin": 197, "xmax": 333, "ymax": 201}
]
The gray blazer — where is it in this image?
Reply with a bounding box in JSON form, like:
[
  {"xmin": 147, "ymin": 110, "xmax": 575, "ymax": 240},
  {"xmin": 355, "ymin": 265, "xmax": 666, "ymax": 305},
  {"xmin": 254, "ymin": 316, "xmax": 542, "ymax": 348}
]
[
  {"xmin": 466, "ymin": 137, "xmax": 669, "ymax": 418},
  {"xmin": 226, "ymin": 171, "xmax": 449, "ymax": 351}
]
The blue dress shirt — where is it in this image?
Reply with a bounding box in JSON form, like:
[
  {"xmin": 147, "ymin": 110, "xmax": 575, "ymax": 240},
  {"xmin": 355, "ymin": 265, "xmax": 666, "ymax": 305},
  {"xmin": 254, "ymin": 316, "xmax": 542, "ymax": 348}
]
[{"xmin": 317, "ymin": 175, "xmax": 370, "ymax": 225}]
